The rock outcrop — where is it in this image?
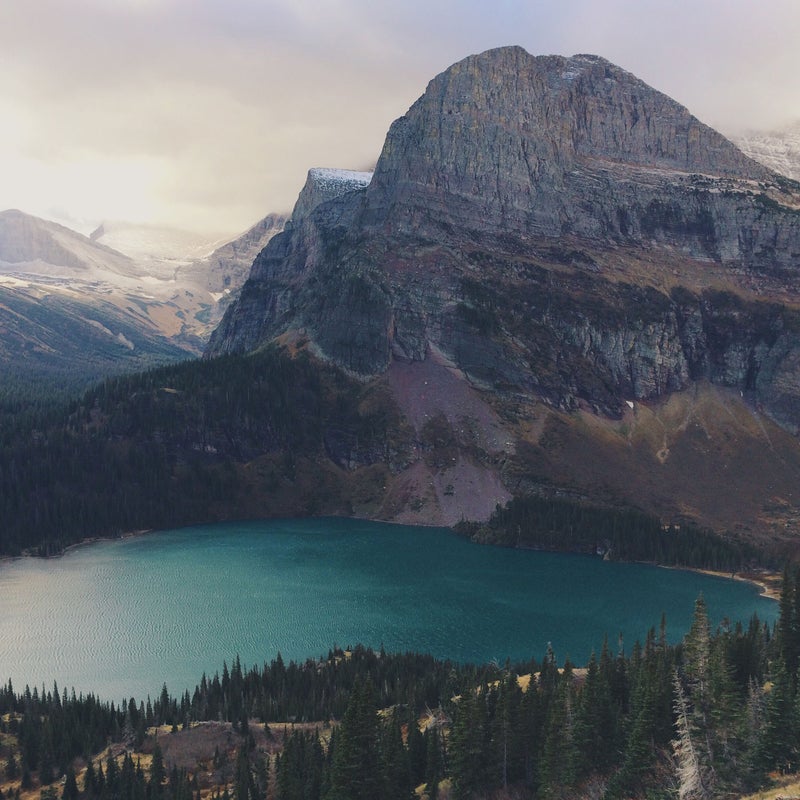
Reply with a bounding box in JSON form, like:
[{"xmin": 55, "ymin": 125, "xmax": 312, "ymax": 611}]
[
  {"xmin": 205, "ymin": 47, "xmax": 800, "ymax": 537},
  {"xmin": 363, "ymin": 49, "xmax": 776, "ymax": 242},
  {"xmin": 209, "ymin": 47, "xmax": 800, "ymax": 418}
]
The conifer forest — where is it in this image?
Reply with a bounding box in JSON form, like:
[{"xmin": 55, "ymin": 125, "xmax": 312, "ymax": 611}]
[{"xmin": 3, "ymin": 570, "xmax": 800, "ymax": 799}]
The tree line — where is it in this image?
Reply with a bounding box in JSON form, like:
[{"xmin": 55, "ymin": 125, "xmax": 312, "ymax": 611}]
[
  {"xmin": 5, "ymin": 575, "xmax": 800, "ymax": 798},
  {"xmin": 455, "ymin": 494, "xmax": 767, "ymax": 571}
]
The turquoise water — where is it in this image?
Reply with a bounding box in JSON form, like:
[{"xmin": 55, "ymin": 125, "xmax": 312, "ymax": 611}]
[{"xmin": 0, "ymin": 518, "xmax": 776, "ymax": 702}]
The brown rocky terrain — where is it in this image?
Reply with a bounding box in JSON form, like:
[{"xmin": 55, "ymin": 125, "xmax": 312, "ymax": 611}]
[{"xmin": 182, "ymin": 49, "xmax": 792, "ymax": 546}]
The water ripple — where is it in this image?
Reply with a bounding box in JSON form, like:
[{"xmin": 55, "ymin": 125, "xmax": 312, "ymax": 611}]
[{"xmin": 0, "ymin": 519, "xmax": 777, "ymax": 700}]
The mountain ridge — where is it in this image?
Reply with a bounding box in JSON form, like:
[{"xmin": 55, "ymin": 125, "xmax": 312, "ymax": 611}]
[
  {"xmin": 0, "ymin": 208, "xmax": 286, "ymax": 393},
  {"xmin": 205, "ymin": 46, "xmax": 800, "ymax": 540},
  {"xmin": 2, "ymin": 47, "xmax": 800, "ymax": 555}
]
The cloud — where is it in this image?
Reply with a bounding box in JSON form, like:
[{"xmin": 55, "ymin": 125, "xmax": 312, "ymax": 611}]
[{"xmin": 1, "ymin": 0, "xmax": 798, "ymax": 234}]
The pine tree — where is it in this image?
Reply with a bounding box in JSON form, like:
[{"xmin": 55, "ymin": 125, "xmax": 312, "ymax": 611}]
[
  {"xmin": 755, "ymin": 661, "xmax": 797, "ymax": 774},
  {"xmin": 538, "ymin": 665, "xmax": 578, "ymax": 797},
  {"xmin": 326, "ymin": 678, "xmax": 381, "ymax": 800},
  {"xmin": 406, "ymin": 715, "xmax": 426, "ymax": 788},
  {"xmin": 233, "ymin": 747, "xmax": 257, "ymax": 800},
  {"xmin": 672, "ymin": 670, "xmax": 711, "ymax": 800},
  {"xmin": 150, "ymin": 741, "xmax": 166, "ymax": 799},
  {"xmin": 672, "ymin": 597, "xmax": 718, "ymax": 799},
  {"xmin": 489, "ymin": 673, "xmax": 525, "ymax": 788},
  {"xmin": 83, "ymin": 760, "xmax": 98, "ymax": 798},
  {"xmin": 62, "ymin": 766, "xmax": 79, "ymax": 800},
  {"xmin": 777, "ymin": 567, "xmax": 799, "ymax": 680},
  {"xmin": 380, "ymin": 710, "xmax": 412, "ymax": 800},
  {"xmin": 424, "ymin": 727, "xmax": 442, "ymax": 800},
  {"xmin": 448, "ymin": 688, "xmax": 488, "ymax": 800},
  {"xmin": 741, "ymin": 677, "xmax": 767, "ymax": 790}
]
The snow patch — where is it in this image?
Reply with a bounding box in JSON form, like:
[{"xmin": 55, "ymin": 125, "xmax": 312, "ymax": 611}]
[
  {"xmin": 116, "ymin": 332, "xmax": 134, "ymax": 350},
  {"xmin": 83, "ymin": 318, "xmax": 134, "ymax": 350},
  {"xmin": 732, "ymin": 121, "xmax": 800, "ymax": 181},
  {"xmin": 309, "ymin": 167, "xmax": 373, "ymax": 189}
]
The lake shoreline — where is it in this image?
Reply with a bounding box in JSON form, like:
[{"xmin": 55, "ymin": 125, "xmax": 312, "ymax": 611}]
[
  {"xmin": 664, "ymin": 565, "xmax": 782, "ymax": 602},
  {"xmin": 1, "ymin": 528, "xmax": 156, "ymax": 566},
  {"xmin": 3, "ymin": 523, "xmax": 783, "ymax": 604},
  {"xmin": 0, "ymin": 519, "xmax": 779, "ymax": 700}
]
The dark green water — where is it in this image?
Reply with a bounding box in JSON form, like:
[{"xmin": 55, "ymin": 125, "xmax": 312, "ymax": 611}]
[{"xmin": 0, "ymin": 518, "xmax": 776, "ymax": 701}]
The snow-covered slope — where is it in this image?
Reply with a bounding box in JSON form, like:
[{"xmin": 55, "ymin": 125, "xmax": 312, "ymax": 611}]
[
  {"xmin": 732, "ymin": 121, "xmax": 800, "ymax": 182},
  {"xmin": 177, "ymin": 213, "xmax": 288, "ymax": 325},
  {"xmin": 0, "ymin": 208, "xmax": 289, "ymax": 390},
  {"xmin": 0, "ymin": 209, "xmax": 137, "ymax": 278},
  {"xmin": 90, "ymin": 221, "xmax": 229, "ymax": 270}
]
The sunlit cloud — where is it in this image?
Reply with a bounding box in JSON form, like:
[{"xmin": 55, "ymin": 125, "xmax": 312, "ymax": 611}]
[{"xmin": 1, "ymin": 0, "xmax": 798, "ymax": 235}]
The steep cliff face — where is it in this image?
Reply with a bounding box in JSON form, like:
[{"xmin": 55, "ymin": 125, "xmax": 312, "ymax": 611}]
[
  {"xmin": 363, "ymin": 49, "xmax": 779, "ymax": 243},
  {"xmin": 207, "ymin": 170, "xmax": 371, "ymax": 358},
  {"xmin": 206, "ymin": 47, "xmax": 800, "ymax": 538}
]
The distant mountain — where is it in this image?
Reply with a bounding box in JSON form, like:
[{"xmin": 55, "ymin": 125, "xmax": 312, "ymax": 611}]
[
  {"xmin": 177, "ymin": 212, "xmax": 288, "ymax": 326},
  {"xmin": 0, "ymin": 281, "xmax": 191, "ymax": 395},
  {"xmin": 0, "ymin": 208, "xmax": 138, "ymax": 278},
  {"xmin": 0, "ymin": 209, "xmax": 285, "ymax": 394},
  {"xmin": 89, "ymin": 220, "xmax": 228, "ymax": 265},
  {"xmin": 733, "ymin": 121, "xmax": 800, "ymax": 181}
]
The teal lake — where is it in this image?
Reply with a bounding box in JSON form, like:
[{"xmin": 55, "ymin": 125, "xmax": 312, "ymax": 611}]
[{"xmin": 0, "ymin": 518, "xmax": 777, "ymax": 702}]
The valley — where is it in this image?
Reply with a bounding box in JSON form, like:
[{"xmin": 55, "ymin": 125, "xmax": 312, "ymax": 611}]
[{"xmin": 0, "ymin": 209, "xmax": 286, "ymax": 397}]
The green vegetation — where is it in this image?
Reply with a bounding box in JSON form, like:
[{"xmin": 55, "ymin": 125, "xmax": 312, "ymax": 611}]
[
  {"xmin": 0, "ymin": 346, "xmax": 404, "ymax": 557},
  {"xmin": 4, "ymin": 574, "xmax": 800, "ymax": 798},
  {"xmin": 455, "ymin": 495, "xmax": 764, "ymax": 572},
  {"xmin": 0, "ymin": 342, "xmax": 773, "ymax": 577}
]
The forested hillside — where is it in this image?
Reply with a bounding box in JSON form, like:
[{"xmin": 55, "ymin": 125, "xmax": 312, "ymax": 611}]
[
  {"xmin": 0, "ymin": 344, "xmax": 769, "ymax": 575},
  {"xmin": 5, "ymin": 573, "xmax": 800, "ymax": 799},
  {"xmin": 0, "ymin": 346, "xmax": 368, "ymax": 556},
  {"xmin": 456, "ymin": 496, "xmax": 768, "ymax": 571}
]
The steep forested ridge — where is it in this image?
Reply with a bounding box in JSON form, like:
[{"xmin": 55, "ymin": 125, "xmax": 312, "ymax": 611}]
[
  {"xmin": 0, "ymin": 343, "xmax": 763, "ymax": 571},
  {"xmin": 0, "ymin": 346, "xmax": 398, "ymax": 556}
]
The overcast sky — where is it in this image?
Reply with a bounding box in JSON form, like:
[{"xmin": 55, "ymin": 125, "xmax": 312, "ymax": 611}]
[{"xmin": 2, "ymin": 0, "xmax": 799, "ymax": 237}]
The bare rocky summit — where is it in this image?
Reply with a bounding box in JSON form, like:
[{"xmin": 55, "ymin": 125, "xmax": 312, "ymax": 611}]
[{"xmin": 206, "ymin": 47, "xmax": 800, "ymax": 538}]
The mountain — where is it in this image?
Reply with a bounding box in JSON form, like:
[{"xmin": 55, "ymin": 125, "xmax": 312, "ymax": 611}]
[
  {"xmin": 207, "ymin": 47, "xmax": 800, "ymax": 543},
  {"xmin": 176, "ymin": 212, "xmax": 288, "ymax": 326},
  {"xmin": 0, "ymin": 210, "xmax": 196, "ymax": 392},
  {"xmin": 0, "ymin": 208, "xmax": 140, "ymax": 278},
  {"xmin": 0, "ymin": 210, "xmax": 286, "ymax": 395},
  {"xmin": 733, "ymin": 120, "xmax": 800, "ymax": 181}
]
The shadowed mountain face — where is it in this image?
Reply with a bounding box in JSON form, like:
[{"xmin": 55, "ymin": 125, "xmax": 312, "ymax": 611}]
[{"xmin": 206, "ymin": 48, "xmax": 799, "ymax": 540}]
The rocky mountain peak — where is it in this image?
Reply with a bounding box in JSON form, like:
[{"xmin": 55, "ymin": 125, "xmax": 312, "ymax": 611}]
[
  {"xmin": 200, "ymin": 48, "xmax": 800, "ymax": 535},
  {"xmin": 363, "ymin": 46, "xmax": 775, "ymax": 240},
  {"xmin": 291, "ymin": 168, "xmax": 373, "ymax": 222},
  {"xmin": 209, "ymin": 46, "xmax": 800, "ymax": 431}
]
